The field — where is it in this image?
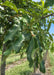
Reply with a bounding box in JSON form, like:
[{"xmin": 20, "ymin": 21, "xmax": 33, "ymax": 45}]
[
  {"xmin": 0, "ymin": 51, "xmax": 54, "ymax": 75},
  {"xmin": 0, "ymin": 53, "xmax": 33, "ymax": 75},
  {"xmin": 0, "ymin": 53, "xmax": 26, "ymax": 65},
  {"xmin": 6, "ymin": 61, "xmax": 33, "ymax": 75}
]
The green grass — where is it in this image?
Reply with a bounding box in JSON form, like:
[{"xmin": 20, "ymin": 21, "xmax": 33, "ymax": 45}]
[
  {"xmin": 5, "ymin": 52, "xmax": 54, "ymax": 75},
  {"xmin": 0, "ymin": 53, "xmax": 26, "ymax": 66},
  {"xmin": 0, "ymin": 53, "xmax": 1, "ymax": 66},
  {"xmin": 0, "ymin": 51, "xmax": 2, "ymax": 55},
  {"xmin": 6, "ymin": 61, "xmax": 33, "ymax": 75},
  {"xmin": 49, "ymin": 52, "xmax": 54, "ymax": 75},
  {"xmin": 0, "ymin": 58, "xmax": 1, "ymax": 66},
  {"xmin": 6, "ymin": 54, "xmax": 26, "ymax": 65}
]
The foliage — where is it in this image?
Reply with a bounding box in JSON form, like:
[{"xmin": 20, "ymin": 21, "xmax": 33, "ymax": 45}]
[
  {"xmin": 45, "ymin": 0, "xmax": 54, "ymax": 7},
  {"xmin": 50, "ymin": 42, "xmax": 54, "ymax": 52},
  {"xmin": 0, "ymin": 51, "xmax": 2, "ymax": 55},
  {"xmin": 0, "ymin": 0, "xmax": 54, "ymax": 73}
]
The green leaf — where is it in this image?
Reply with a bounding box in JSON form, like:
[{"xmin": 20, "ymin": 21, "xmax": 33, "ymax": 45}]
[
  {"xmin": 52, "ymin": 34, "xmax": 54, "ymax": 36},
  {"xmin": 1, "ymin": 1, "xmax": 18, "ymax": 13},
  {"xmin": 34, "ymin": 37, "xmax": 38, "ymax": 49},
  {"xmin": 0, "ymin": 0, "xmax": 2, "ymax": 3},
  {"xmin": 4, "ymin": 23, "xmax": 21, "ymax": 43},
  {"xmin": 41, "ymin": 0, "xmax": 45, "ymax": 7},
  {"xmin": 36, "ymin": 36, "xmax": 43, "ymax": 53},
  {"xmin": 4, "ymin": 26, "xmax": 18, "ymax": 42},
  {"xmin": 45, "ymin": 0, "xmax": 54, "ymax": 7},
  {"xmin": 26, "ymin": 37, "xmax": 35, "ymax": 67},
  {"xmin": 26, "ymin": 37, "xmax": 35, "ymax": 53},
  {"xmin": 47, "ymin": 22, "xmax": 51, "ymax": 31},
  {"xmin": 12, "ymin": 34, "xmax": 25, "ymax": 53},
  {"xmin": 40, "ymin": 60, "xmax": 45, "ymax": 73},
  {"xmin": 49, "ymin": 33, "xmax": 53, "ymax": 41},
  {"xmin": 34, "ymin": 53, "xmax": 39, "ymax": 68},
  {"xmin": 3, "ymin": 50, "xmax": 11, "ymax": 60}
]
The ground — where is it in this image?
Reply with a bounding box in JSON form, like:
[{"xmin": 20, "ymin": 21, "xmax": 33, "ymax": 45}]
[{"xmin": 0, "ymin": 52, "xmax": 54, "ymax": 75}]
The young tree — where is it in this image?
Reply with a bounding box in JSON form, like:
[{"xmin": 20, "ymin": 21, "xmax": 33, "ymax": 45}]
[{"xmin": 0, "ymin": 0, "xmax": 54, "ymax": 75}]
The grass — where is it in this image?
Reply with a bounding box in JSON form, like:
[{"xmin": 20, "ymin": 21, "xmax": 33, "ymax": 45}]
[
  {"xmin": 6, "ymin": 54, "xmax": 26, "ymax": 65},
  {"xmin": 6, "ymin": 61, "xmax": 33, "ymax": 75},
  {"xmin": 0, "ymin": 51, "xmax": 1, "ymax": 66},
  {"xmin": 0, "ymin": 51, "xmax": 2, "ymax": 55},
  {"xmin": 0, "ymin": 53, "xmax": 33, "ymax": 75},
  {"xmin": 0, "ymin": 51, "xmax": 54, "ymax": 75},
  {"xmin": 0, "ymin": 53, "xmax": 26, "ymax": 66},
  {"xmin": 5, "ymin": 52, "xmax": 54, "ymax": 75},
  {"xmin": 49, "ymin": 51, "xmax": 54, "ymax": 75}
]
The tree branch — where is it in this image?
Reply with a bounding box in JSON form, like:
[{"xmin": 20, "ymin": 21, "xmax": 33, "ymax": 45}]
[
  {"xmin": 9, "ymin": 13, "xmax": 54, "ymax": 20},
  {"xmin": 41, "ymin": 13, "xmax": 54, "ymax": 19}
]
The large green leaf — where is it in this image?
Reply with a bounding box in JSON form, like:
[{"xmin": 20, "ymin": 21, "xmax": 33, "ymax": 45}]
[
  {"xmin": 36, "ymin": 35, "xmax": 43, "ymax": 53},
  {"xmin": 40, "ymin": 60, "xmax": 45, "ymax": 73},
  {"xmin": 4, "ymin": 21, "xmax": 21, "ymax": 42},
  {"xmin": 12, "ymin": 34, "xmax": 25, "ymax": 53},
  {"xmin": 26, "ymin": 37, "xmax": 35, "ymax": 67},
  {"xmin": 34, "ymin": 37, "xmax": 38, "ymax": 49},
  {"xmin": 4, "ymin": 26, "xmax": 18, "ymax": 42},
  {"xmin": 34, "ymin": 53, "xmax": 39, "ymax": 68}
]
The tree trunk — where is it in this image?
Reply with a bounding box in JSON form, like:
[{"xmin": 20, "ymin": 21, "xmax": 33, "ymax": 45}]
[
  {"xmin": 34, "ymin": 62, "xmax": 36, "ymax": 73},
  {"xmin": 33, "ymin": 52, "xmax": 36, "ymax": 74},
  {"xmin": 1, "ymin": 0, "xmax": 6, "ymax": 75},
  {"xmin": 1, "ymin": 43, "xmax": 6, "ymax": 75},
  {"xmin": 43, "ymin": 50, "xmax": 48, "ymax": 61}
]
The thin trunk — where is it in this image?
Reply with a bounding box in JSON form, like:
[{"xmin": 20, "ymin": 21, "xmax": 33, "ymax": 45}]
[
  {"xmin": 1, "ymin": 0, "xmax": 6, "ymax": 75},
  {"xmin": 34, "ymin": 62, "xmax": 36, "ymax": 73},
  {"xmin": 1, "ymin": 43, "xmax": 6, "ymax": 75},
  {"xmin": 20, "ymin": 53, "xmax": 23, "ymax": 59},
  {"xmin": 33, "ymin": 52, "xmax": 36, "ymax": 73},
  {"xmin": 43, "ymin": 50, "xmax": 48, "ymax": 61}
]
